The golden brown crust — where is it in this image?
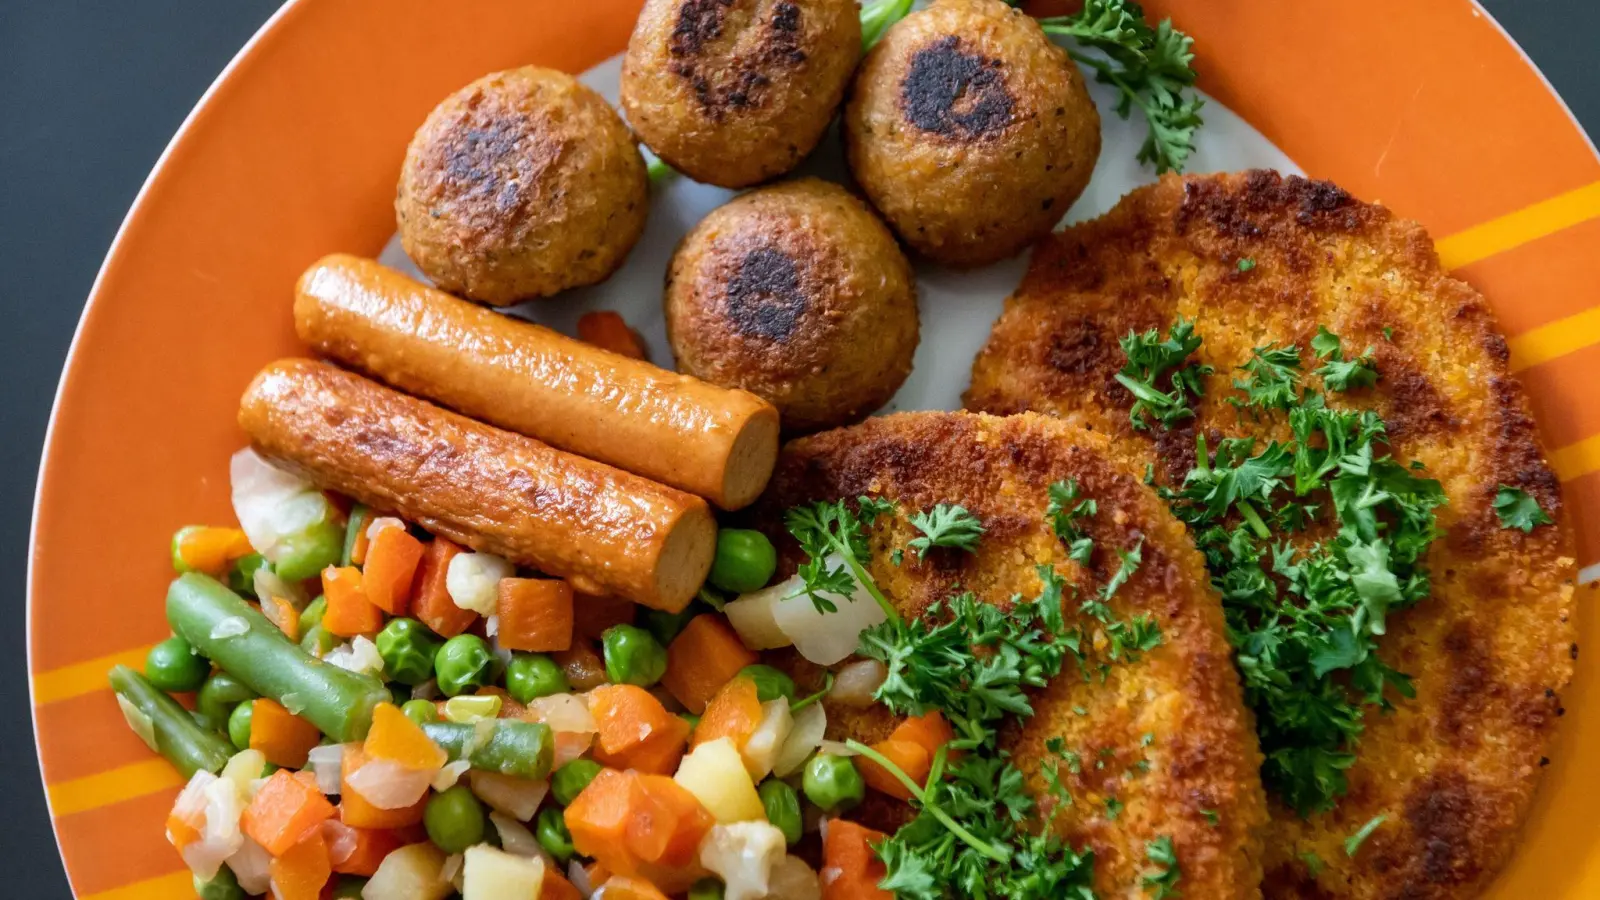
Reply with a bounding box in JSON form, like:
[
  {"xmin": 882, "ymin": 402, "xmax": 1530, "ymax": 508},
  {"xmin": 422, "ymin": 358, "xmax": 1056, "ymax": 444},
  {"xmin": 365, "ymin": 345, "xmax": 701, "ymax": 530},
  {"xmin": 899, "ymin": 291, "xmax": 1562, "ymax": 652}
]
[
  {"xmin": 747, "ymin": 411, "xmax": 1268, "ymax": 900},
  {"xmin": 238, "ymin": 359, "xmax": 715, "ymax": 611},
  {"xmin": 620, "ymin": 0, "xmax": 860, "ymax": 188},
  {"xmin": 965, "ymin": 171, "xmax": 1578, "ymax": 899},
  {"xmin": 397, "ymin": 66, "xmax": 647, "ymax": 305},
  {"xmin": 665, "ymin": 178, "xmax": 919, "ymax": 433},
  {"xmin": 843, "ymin": 0, "xmax": 1100, "ymax": 267}
]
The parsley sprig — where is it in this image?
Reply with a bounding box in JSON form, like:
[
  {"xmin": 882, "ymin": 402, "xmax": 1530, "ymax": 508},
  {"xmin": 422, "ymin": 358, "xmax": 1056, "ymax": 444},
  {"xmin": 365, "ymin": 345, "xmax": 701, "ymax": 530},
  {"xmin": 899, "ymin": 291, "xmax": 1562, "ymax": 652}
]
[
  {"xmin": 1493, "ymin": 485, "xmax": 1553, "ymax": 533},
  {"xmin": 784, "ymin": 498, "xmax": 900, "ymax": 615},
  {"xmin": 1115, "ymin": 318, "xmax": 1213, "ymax": 431},
  {"xmin": 908, "ymin": 504, "xmax": 987, "ymax": 559},
  {"xmin": 1039, "ymin": 0, "xmax": 1205, "ymax": 173}
]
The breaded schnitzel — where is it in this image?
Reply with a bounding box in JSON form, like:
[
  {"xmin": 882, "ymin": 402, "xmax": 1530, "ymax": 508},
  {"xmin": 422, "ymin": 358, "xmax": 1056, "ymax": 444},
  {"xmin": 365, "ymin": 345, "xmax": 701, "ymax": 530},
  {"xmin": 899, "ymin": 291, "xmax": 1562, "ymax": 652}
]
[
  {"xmin": 966, "ymin": 171, "xmax": 1577, "ymax": 899},
  {"xmin": 750, "ymin": 411, "xmax": 1268, "ymax": 900}
]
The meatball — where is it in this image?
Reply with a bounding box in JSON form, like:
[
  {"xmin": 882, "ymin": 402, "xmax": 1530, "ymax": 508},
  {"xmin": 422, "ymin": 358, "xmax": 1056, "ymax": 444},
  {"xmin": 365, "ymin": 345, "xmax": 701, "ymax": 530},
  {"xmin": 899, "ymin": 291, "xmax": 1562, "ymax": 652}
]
[
  {"xmin": 620, "ymin": 0, "xmax": 860, "ymax": 189},
  {"xmin": 665, "ymin": 179, "xmax": 918, "ymax": 433},
  {"xmin": 843, "ymin": 0, "xmax": 1101, "ymax": 267},
  {"xmin": 397, "ymin": 66, "xmax": 648, "ymax": 306}
]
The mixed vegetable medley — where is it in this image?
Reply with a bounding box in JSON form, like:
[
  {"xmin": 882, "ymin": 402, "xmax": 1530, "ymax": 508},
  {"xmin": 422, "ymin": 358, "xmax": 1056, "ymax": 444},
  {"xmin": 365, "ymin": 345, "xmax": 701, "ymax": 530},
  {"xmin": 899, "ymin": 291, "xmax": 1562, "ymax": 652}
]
[{"xmin": 117, "ymin": 449, "xmax": 971, "ymax": 900}]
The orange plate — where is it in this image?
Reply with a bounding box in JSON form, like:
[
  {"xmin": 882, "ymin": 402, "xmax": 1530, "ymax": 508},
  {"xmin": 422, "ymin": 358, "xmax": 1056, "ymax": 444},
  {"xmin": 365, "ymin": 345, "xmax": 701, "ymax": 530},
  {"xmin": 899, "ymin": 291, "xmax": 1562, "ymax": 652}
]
[{"xmin": 25, "ymin": 0, "xmax": 1600, "ymax": 896}]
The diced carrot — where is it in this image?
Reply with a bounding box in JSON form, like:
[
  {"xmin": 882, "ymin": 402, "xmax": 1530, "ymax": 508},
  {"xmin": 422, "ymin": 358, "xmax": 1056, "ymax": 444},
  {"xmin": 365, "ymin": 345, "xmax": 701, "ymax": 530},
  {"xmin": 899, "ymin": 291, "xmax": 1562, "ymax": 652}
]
[
  {"xmin": 608, "ymin": 715, "xmax": 691, "ymax": 775},
  {"xmin": 577, "ymin": 311, "xmax": 648, "ymax": 361},
  {"xmin": 661, "ymin": 615, "xmax": 758, "ymax": 714},
  {"xmin": 574, "ymin": 592, "xmax": 637, "ymax": 641},
  {"xmin": 365, "ymin": 702, "xmax": 448, "ymax": 770},
  {"xmin": 321, "ymin": 566, "xmax": 384, "ymax": 637},
  {"xmin": 249, "ymin": 697, "xmax": 324, "ymax": 768},
  {"xmin": 362, "ymin": 527, "xmax": 425, "ymax": 615},
  {"xmin": 889, "ymin": 711, "xmax": 955, "ymax": 756},
  {"xmin": 177, "ymin": 526, "xmax": 255, "ymax": 576},
  {"xmin": 413, "ymin": 538, "xmax": 475, "ymax": 638},
  {"xmin": 348, "ymin": 508, "xmax": 374, "ymax": 566},
  {"xmin": 587, "ymin": 862, "xmax": 613, "ymax": 891},
  {"xmin": 821, "ymin": 820, "xmax": 893, "ymax": 900},
  {"xmin": 267, "ymin": 595, "xmax": 301, "ymax": 642},
  {"xmin": 691, "ymin": 676, "xmax": 762, "ymax": 750},
  {"xmin": 553, "ymin": 642, "xmax": 608, "ymax": 691},
  {"xmin": 857, "ymin": 739, "xmax": 931, "ymax": 801},
  {"xmin": 498, "ymin": 578, "xmax": 575, "ymax": 652},
  {"xmin": 541, "ymin": 870, "xmax": 585, "ymax": 900},
  {"xmin": 566, "ymin": 769, "xmax": 635, "ymax": 871},
  {"xmin": 565, "ymin": 772, "xmax": 707, "ymax": 895},
  {"xmin": 599, "ymin": 877, "xmax": 671, "ymax": 900},
  {"xmin": 588, "ymin": 685, "xmax": 678, "ymax": 757},
  {"xmin": 322, "ymin": 818, "xmax": 403, "ymax": 877},
  {"xmin": 338, "ymin": 746, "xmax": 427, "ymax": 829},
  {"xmin": 627, "ymin": 775, "xmax": 714, "ymax": 869},
  {"xmin": 165, "ymin": 809, "xmax": 203, "ymax": 851},
  {"xmin": 269, "ymin": 828, "xmax": 332, "ymax": 900},
  {"xmin": 242, "ymin": 768, "xmax": 337, "ymax": 857}
]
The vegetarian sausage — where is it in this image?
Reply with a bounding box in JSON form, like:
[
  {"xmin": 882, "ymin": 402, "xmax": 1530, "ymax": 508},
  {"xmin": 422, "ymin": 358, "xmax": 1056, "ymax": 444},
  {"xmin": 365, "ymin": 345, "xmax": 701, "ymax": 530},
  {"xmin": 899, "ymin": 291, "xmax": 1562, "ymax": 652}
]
[
  {"xmin": 294, "ymin": 254, "xmax": 780, "ymax": 510},
  {"xmin": 238, "ymin": 359, "xmax": 716, "ymax": 612}
]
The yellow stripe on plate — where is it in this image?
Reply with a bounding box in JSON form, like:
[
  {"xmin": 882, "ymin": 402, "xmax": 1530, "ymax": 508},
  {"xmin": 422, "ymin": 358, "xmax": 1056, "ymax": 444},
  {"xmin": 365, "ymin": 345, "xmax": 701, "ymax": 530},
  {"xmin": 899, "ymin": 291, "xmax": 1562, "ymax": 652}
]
[
  {"xmin": 32, "ymin": 644, "xmax": 155, "ymax": 705},
  {"xmin": 79, "ymin": 871, "xmax": 193, "ymax": 900},
  {"xmin": 1550, "ymin": 434, "xmax": 1600, "ymax": 483},
  {"xmin": 48, "ymin": 758, "xmax": 184, "ymax": 818},
  {"xmin": 1437, "ymin": 180, "xmax": 1600, "ymax": 271},
  {"xmin": 1508, "ymin": 306, "xmax": 1600, "ymax": 373}
]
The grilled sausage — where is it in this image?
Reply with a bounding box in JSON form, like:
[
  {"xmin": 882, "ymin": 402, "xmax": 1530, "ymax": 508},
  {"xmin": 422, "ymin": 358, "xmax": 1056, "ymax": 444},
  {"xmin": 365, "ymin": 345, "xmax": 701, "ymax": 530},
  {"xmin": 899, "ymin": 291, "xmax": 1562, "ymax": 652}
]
[
  {"xmin": 239, "ymin": 359, "xmax": 716, "ymax": 611},
  {"xmin": 295, "ymin": 255, "xmax": 780, "ymax": 510}
]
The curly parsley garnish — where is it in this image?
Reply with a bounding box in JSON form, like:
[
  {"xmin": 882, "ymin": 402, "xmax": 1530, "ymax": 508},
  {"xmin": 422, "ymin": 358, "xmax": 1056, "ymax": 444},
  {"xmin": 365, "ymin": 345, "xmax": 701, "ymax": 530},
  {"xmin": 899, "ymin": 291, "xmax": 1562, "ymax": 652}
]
[
  {"xmin": 1142, "ymin": 835, "xmax": 1182, "ymax": 898},
  {"xmin": 1115, "ymin": 317, "xmax": 1213, "ymax": 431},
  {"xmin": 908, "ymin": 504, "xmax": 986, "ymax": 559},
  {"xmin": 1493, "ymin": 485, "xmax": 1553, "ymax": 533},
  {"xmin": 1047, "ymin": 479, "xmax": 1098, "ymax": 565},
  {"xmin": 784, "ymin": 498, "xmax": 899, "ymax": 615}
]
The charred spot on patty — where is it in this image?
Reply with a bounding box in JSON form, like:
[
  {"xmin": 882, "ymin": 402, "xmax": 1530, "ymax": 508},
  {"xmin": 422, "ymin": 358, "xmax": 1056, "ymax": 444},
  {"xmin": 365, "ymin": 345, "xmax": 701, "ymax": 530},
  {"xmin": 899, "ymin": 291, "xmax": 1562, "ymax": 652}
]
[
  {"xmin": 669, "ymin": 0, "xmax": 732, "ymax": 56},
  {"xmin": 669, "ymin": 0, "xmax": 807, "ymax": 116},
  {"xmin": 724, "ymin": 247, "xmax": 808, "ymax": 341},
  {"xmin": 900, "ymin": 36, "xmax": 1014, "ymax": 139}
]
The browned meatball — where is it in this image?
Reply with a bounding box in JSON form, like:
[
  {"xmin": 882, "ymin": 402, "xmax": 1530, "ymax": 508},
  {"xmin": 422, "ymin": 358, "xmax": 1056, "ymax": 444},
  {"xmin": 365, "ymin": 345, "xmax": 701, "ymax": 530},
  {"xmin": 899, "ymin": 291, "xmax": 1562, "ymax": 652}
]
[
  {"xmin": 620, "ymin": 0, "xmax": 861, "ymax": 189},
  {"xmin": 397, "ymin": 66, "xmax": 648, "ymax": 305},
  {"xmin": 665, "ymin": 179, "xmax": 918, "ymax": 433},
  {"xmin": 844, "ymin": 0, "xmax": 1101, "ymax": 267}
]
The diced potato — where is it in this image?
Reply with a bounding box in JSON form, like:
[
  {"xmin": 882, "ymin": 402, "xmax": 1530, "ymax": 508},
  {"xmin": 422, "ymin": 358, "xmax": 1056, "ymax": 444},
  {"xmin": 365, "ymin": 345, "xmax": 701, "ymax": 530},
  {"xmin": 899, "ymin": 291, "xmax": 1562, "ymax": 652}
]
[
  {"xmin": 362, "ymin": 842, "xmax": 454, "ymax": 900},
  {"xmin": 462, "ymin": 844, "xmax": 546, "ymax": 900},
  {"xmin": 698, "ymin": 822, "xmax": 786, "ymax": 900},
  {"xmin": 675, "ymin": 737, "xmax": 765, "ymax": 823},
  {"xmin": 469, "ymin": 771, "xmax": 549, "ymax": 821},
  {"xmin": 741, "ymin": 698, "xmax": 792, "ymax": 781}
]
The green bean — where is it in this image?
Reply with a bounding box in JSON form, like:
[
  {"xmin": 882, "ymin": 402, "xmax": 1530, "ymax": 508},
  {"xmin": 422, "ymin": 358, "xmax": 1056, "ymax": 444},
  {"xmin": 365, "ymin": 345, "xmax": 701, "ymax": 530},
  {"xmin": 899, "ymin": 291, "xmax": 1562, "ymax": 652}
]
[
  {"xmin": 108, "ymin": 665, "xmax": 233, "ymax": 778},
  {"xmin": 421, "ymin": 719, "xmax": 554, "ymax": 780},
  {"xmin": 166, "ymin": 573, "xmax": 390, "ymax": 742},
  {"xmin": 299, "ymin": 596, "xmax": 328, "ymax": 633},
  {"xmin": 341, "ymin": 503, "xmax": 370, "ymax": 567}
]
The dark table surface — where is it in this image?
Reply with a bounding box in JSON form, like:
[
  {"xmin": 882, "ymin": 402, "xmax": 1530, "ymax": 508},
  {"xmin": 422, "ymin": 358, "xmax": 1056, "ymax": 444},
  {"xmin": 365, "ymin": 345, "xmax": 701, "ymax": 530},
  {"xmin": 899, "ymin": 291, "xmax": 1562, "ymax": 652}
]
[{"xmin": 2, "ymin": 1, "xmax": 1595, "ymax": 895}]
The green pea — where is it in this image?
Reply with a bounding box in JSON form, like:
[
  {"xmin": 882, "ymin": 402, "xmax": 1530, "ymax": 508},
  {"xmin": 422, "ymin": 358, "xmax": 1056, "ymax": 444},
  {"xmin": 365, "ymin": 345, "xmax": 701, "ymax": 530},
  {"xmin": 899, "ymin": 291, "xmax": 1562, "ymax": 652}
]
[
  {"xmin": 193, "ymin": 865, "xmax": 245, "ymax": 900},
  {"xmin": 434, "ymin": 634, "xmax": 496, "ymax": 697},
  {"xmin": 196, "ymin": 672, "xmax": 257, "ymax": 731},
  {"xmin": 688, "ymin": 878, "xmax": 726, "ymax": 900},
  {"xmin": 274, "ymin": 517, "xmax": 345, "ymax": 582},
  {"xmin": 425, "ymin": 785, "xmax": 486, "ymax": 854},
  {"xmin": 759, "ymin": 779, "xmax": 803, "ymax": 844},
  {"xmin": 227, "ymin": 701, "xmax": 254, "ymax": 751},
  {"xmin": 602, "ymin": 624, "xmax": 668, "ymax": 687},
  {"xmin": 535, "ymin": 806, "xmax": 575, "ymax": 863},
  {"xmin": 551, "ymin": 759, "xmax": 603, "ymax": 806},
  {"xmin": 228, "ymin": 553, "xmax": 268, "ymax": 598},
  {"xmin": 299, "ymin": 596, "xmax": 328, "ymax": 633},
  {"xmin": 402, "ymin": 698, "xmax": 440, "ymax": 726},
  {"xmin": 300, "ymin": 623, "xmax": 338, "ymax": 658},
  {"xmin": 708, "ymin": 529, "xmax": 777, "ymax": 594},
  {"xmin": 145, "ymin": 636, "xmax": 209, "ymax": 693},
  {"xmin": 680, "ymin": 711, "xmax": 701, "ymax": 730},
  {"xmin": 738, "ymin": 665, "xmax": 796, "ymax": 703},
  {"xmin": 640, "ymin": 605, "xmax": 699, "ymax": 646},
  {"xmin": 376, "ymin": 617, "xmax": 444, "ymax": 686},
  {"xmin": 330, "ymin": 876, "xmax": 369, "ymax": 899},
  {"xmin": 802, "ymin": 753, "xmax": 864, "ymax": 813},
  {"xmin": 505, "ymin": 653, "xmax": 569, "ymax": 704}
]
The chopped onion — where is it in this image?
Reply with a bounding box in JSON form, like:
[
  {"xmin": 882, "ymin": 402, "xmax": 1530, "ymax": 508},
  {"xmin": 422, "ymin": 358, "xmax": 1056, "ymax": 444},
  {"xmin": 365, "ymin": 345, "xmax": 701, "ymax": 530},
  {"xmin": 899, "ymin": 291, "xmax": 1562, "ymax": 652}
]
[
  {"xmin": 432, "ymin": 759, "xmax": 473, "ymax": 792},
  {"xmin": 116, "ymin": 693, "xmax": 157, "ymax": 753},
  {"xmin": 230, "ymin": 448, "xmax": 332, "ymax": 564},
  {"xmin": 253, "ymin": 565, "xmax": 307, "ymax": 610},
  {"xmin": 552, "ymin": 731, "xmax": 595, "ymax": 769},
  {"xmin": 724, "ymin": 577, "xmax": 798, "ymax": 650},
  {"xmin": 817, "ymin": 741, "xmax": 858, "ymax": 758},
  {"xmin": 525, "ymin": 693, "xmax": 597, "ymax": 734},
  {"xmin": 470, "ymin": 770, "xmax": 549, "ymax": 820},
  {"xmin": 302, "ymin": 744, "xmax": 343, "ymax": 794},
  {"xmin": 201, "ymin": 777, "xmax": 244, "ymax": 847},
  {"xmin": 490, "ymin": 811, "xmax": 551, "ymax": 862},
  {"xmin": 259, "ymin": 598, "xmax": 294, "ymax": 635},
  {"xmin": 442, "ymin": 852, "xmax": 465, "ymax": 891},
  {"xmin": 225, "ymin": 835, "xmax": 271, "ymax": 894},
  {"xmin": 742, "ymin": 698, "xmax": 792, "ymax": 781},
  {"xmin": 327, "ymin": 635, "xmax": 386, "ymax": 676},
  {"xmin": 829, "ymin": 660, "xmax": 887, "ymax": 708},
  {"xmin": 772, "ymin": 557, "xmax": 886, "ymax": 665},
  {"xmin": 347, "ymin": 759, "xmax": 435, "ymax": 809},
  {"xmin": 447, "ymin": 552, "xmax": 513, "ymax": 616},
  {"xmin": 569, "ymin": 859, "xmax": 596, "ymax": 898},
  {"xmin": 767, "ymin": 855, "xmax": 823, "ymax": 900},
  {"xmin": 281, "ymin": 692, "xmax": 306, "ymax": 715},
  {"xmin": 698, "ymin": 821, "xmax": 786, "ymax": 900},
  {"xmin": 772, "ymin": 702, "xmax": 826, "ymax": 778},
  {"xmin": 209, "ymin": 616, "xmax": 250, "ymax": 640},
  {"xmin": 221, "ymin": 749, "xmax": 269, "ymax": 798},
  {"xmin": 170, "ymin": 771, "xmax": 215, "ymax": 832}
]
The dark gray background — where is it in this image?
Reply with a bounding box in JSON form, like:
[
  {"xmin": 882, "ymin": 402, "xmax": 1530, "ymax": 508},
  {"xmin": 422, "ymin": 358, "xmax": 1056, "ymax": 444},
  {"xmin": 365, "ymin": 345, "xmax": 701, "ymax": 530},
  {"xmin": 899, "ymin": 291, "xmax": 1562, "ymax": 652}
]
[{"xmin": 1, "ymin": 1, "xmax": 1593, "ymax": 896}]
